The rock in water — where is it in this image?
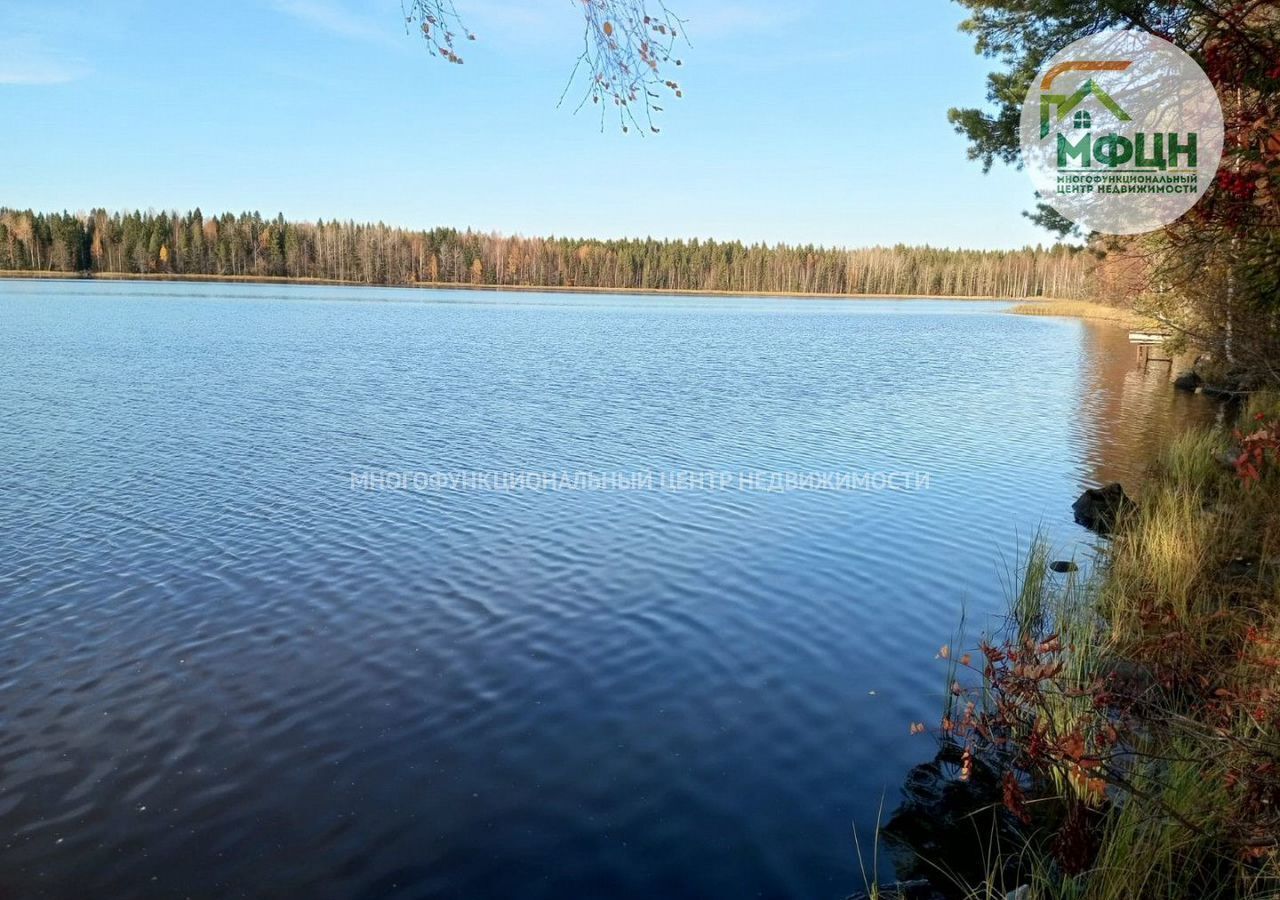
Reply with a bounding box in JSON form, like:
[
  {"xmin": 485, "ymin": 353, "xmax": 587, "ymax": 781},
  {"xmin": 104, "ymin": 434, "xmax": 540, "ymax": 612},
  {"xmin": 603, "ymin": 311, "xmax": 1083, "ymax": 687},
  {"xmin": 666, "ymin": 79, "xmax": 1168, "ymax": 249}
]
[
  {"xmin": 1072, "ymin": 484, "xmax": 1134, "ymax": 534},
  {"xmin": 1173, "ymin": 371, "xmax": 1202, "ymax": 392},
  {"xmin": 883, "ymin": 743, "xmax": 1027, "ymax": 891},
  {"xmin": 1049, "ymin": 560, "xmax": 1078, "ymax": 574}
]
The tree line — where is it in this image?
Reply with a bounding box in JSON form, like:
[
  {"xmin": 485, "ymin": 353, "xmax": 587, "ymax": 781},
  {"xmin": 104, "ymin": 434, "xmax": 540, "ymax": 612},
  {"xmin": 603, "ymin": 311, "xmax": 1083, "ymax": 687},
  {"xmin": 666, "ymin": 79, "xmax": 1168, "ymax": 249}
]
[{"xmin": 0, "ymin": 208, "xmax": 1094, "ymax": 299}]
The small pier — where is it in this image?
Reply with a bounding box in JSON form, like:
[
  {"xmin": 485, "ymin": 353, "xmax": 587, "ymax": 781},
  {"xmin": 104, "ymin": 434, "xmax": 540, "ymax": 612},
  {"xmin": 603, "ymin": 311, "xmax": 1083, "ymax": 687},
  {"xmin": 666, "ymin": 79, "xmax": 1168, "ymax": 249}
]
[{"xmin": 1130, "ymin": 330, "xmax": 1175, "ymax": 370}]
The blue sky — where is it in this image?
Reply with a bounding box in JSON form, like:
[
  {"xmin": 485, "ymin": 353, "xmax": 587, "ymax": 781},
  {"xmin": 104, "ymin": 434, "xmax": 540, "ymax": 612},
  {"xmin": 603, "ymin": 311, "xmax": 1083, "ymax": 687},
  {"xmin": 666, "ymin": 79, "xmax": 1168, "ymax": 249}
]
[{"xmin": 0, "ymin": 0, "xmax": 1053, "ymax": 249}]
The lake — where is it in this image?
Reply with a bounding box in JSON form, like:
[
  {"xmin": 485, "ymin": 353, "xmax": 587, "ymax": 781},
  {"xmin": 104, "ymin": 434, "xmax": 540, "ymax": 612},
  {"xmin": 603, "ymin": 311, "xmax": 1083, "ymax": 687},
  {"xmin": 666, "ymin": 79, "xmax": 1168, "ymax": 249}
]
[{"xmin": 0, "ymin": 280, "xmax": 1219, "ymax": 898}]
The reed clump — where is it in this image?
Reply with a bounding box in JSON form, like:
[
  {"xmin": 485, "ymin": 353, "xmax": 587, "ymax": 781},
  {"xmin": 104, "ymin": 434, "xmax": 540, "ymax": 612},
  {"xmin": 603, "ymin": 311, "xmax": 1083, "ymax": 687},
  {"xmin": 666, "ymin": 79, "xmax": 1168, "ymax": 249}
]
[{"xmin": 1007, "ymin": 300, "xmax": 1145, "ymax": 327}]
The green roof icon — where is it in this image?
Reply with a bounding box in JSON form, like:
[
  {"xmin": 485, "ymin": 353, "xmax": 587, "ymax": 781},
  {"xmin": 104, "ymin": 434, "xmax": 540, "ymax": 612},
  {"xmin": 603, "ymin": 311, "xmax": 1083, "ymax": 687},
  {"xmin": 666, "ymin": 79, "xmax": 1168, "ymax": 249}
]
[{"xmin": 1040, "ymin": 79, "xmax": 1131, "ymax": 138}]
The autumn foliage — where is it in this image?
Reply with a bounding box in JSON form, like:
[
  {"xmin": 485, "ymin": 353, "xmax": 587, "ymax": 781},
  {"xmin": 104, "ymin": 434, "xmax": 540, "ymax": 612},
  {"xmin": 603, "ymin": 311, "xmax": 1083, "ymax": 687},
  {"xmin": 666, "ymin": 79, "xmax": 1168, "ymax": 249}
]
[{"xmin": 1235, "ymin": 412, "xmax": 1280, "ymax": 483}]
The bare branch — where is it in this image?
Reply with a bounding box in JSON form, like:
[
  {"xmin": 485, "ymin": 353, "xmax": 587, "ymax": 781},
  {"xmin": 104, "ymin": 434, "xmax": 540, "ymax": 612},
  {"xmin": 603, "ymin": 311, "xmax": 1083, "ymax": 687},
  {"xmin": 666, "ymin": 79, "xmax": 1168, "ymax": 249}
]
[
  {"xmin": 404, "ymin": 0, "xmax": 687, "ymax": 133},
  {"xmin": 402, "ymin": 0, "xmax": 474, "ymax": 64},
  {"xmin": 565, "ymin": 0, "xmax": 688, "ymax": 134}
]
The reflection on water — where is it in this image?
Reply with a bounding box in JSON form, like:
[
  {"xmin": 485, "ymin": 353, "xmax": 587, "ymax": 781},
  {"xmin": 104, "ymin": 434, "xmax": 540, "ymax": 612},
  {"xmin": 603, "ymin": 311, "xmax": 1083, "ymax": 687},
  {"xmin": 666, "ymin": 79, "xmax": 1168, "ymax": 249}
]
[
  {"xmin": 1075, "ymin": 320, "xmax": 1224, "ymax": 488},
  {"xmin": 0, "ymin": 282, "xmax": 1224, "ymax": 899}
]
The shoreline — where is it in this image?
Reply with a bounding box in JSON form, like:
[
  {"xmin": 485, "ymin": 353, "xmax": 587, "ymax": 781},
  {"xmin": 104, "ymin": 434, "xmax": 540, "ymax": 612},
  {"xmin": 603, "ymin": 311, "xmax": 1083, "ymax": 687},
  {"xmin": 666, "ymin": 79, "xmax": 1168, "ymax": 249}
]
[
  {"xmin": 882, "ymin": 390, "xmax": 1280, "ymax": 899},
  {"xmin": 0, "ymin": 270, "xmax": 1079, "ymax": 304},
  {"xmin": 1007, "ymin": 298, "xmax": 1145, "ymax": 326}
]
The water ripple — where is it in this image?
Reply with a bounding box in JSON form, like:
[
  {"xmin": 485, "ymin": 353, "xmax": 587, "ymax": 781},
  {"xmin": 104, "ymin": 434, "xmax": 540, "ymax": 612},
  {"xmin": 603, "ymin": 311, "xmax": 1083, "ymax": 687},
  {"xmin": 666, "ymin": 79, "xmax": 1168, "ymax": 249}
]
[{"xmin": 0, "ymin": 281, "xmax": 1219, "ymax": 899}]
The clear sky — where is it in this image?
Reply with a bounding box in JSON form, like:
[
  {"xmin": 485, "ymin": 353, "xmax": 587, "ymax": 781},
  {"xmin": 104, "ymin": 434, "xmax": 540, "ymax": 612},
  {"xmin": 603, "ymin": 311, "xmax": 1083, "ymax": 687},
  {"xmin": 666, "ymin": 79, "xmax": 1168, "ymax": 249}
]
[{"xmin": 1, "ymin": 0, "xmax": 1055, "ymax": 250}]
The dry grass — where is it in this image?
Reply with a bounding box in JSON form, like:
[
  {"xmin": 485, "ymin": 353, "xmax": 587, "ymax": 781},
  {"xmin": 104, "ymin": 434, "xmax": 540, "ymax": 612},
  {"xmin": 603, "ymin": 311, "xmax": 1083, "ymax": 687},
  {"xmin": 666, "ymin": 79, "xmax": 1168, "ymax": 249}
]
[
  {"xmin": 1008, "ymin": 300, "xmax": 1146, "ymax": 327},
  {"xmin": 1041, "ymin": 417, "xmax": 1280, "ymax": 898},
  {"xmin": 940, "ymin": 398, "xmax": 1280, "ymax": 900}
]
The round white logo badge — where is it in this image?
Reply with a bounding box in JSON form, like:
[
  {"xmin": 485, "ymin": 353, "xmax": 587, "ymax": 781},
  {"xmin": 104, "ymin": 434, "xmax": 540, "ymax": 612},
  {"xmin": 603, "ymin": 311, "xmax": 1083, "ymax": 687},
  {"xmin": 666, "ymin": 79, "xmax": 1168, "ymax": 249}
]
[{"xmin": 1020, "ymin": 30, "xmax": 1224, "ymax": 235}]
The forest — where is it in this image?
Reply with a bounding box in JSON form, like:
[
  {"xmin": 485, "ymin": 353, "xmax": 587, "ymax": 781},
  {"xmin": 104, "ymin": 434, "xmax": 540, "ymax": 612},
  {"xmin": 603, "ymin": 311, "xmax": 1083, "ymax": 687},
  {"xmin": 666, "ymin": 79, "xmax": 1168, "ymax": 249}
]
[{"xmin": 0, "ymin": 208, "xmax": 1093, "ymax": 299}]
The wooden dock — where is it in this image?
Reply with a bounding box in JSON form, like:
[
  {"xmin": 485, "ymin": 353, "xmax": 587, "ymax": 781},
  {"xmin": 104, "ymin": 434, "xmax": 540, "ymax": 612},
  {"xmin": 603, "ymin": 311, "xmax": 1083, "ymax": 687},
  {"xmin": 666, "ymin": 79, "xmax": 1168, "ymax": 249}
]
[
  {"xmin": 1130, "ymin": 330, "xmax": 1175, "ymax": 369},
  {"xmin": 1129, "ymin": 330, "xmax": 1173, "ymax": 344}
]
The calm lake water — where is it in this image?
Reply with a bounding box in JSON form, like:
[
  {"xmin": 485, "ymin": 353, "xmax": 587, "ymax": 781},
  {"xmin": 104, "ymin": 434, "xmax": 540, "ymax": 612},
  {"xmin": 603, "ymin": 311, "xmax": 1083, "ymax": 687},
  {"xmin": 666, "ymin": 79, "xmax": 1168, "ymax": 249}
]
[{"xmin": 0, "ymin": 280, "xmax": 1220, "ymax": 899}]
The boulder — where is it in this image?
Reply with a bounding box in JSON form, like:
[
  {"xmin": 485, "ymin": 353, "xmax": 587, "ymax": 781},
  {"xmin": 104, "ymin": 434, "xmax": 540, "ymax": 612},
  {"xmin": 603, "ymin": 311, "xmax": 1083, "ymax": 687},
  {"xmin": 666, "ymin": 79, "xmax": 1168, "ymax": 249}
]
[
  {"xmin": 883, "ymin": 743, "xmax": 1028, "ymax": 891},
  {"xmin": 1173, "ymin": 371, "xmax": 1202, "ymax": 392},
  {"xmin": 1072, "ymin": 484, "xmax": 1134, "ymax": 534}
]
